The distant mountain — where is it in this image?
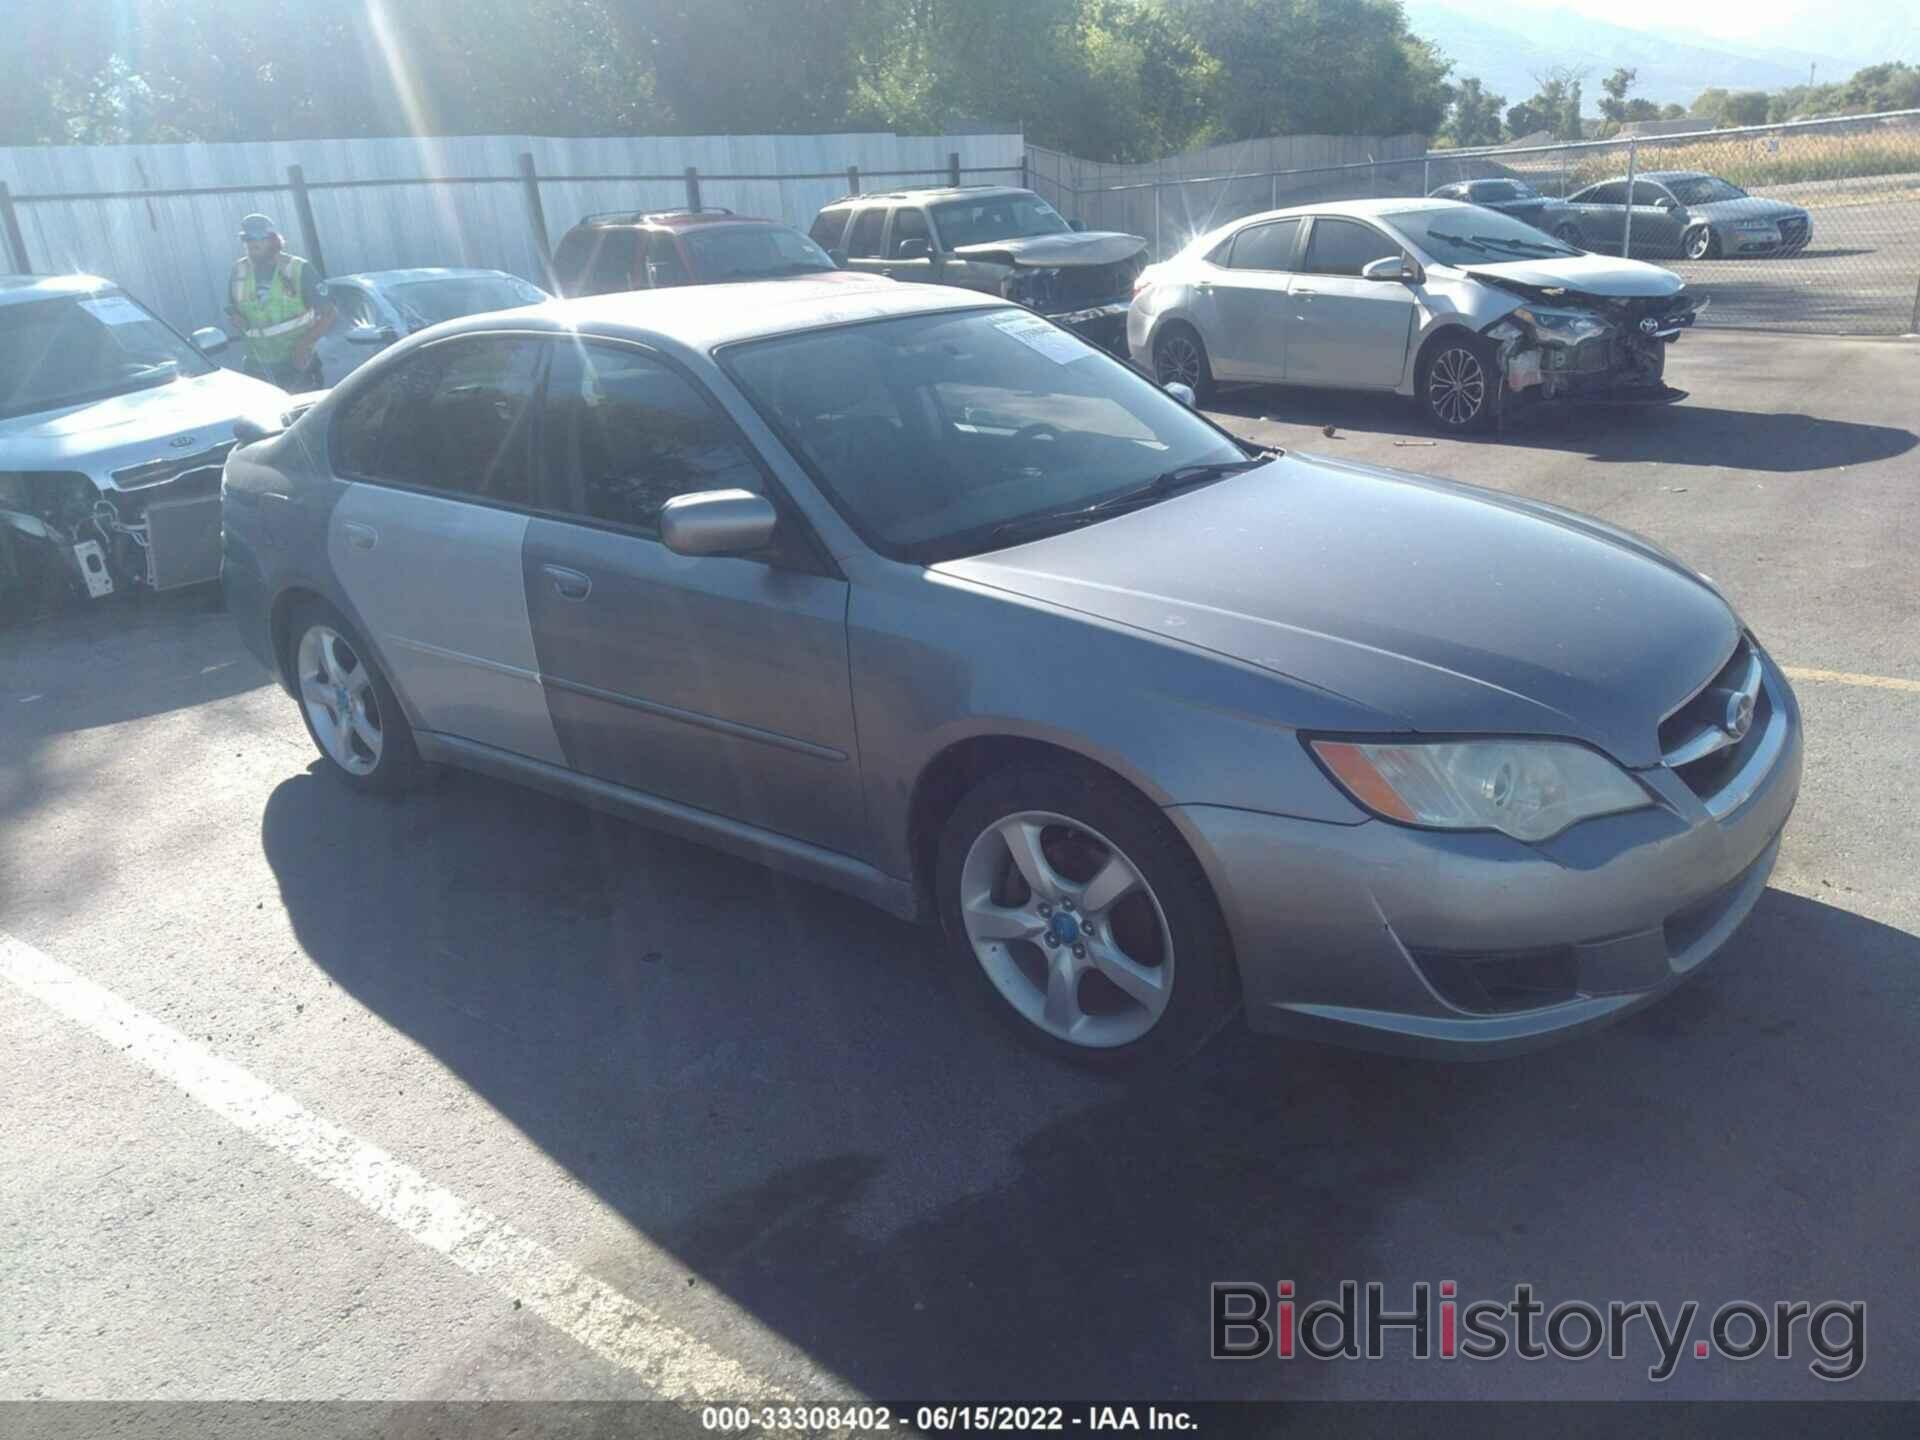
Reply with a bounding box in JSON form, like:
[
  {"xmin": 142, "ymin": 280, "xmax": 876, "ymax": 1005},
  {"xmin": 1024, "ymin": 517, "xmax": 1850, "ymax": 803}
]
[{"xmin": 1401, "ymin": 1, "xmax": 1866, "ymax": 112}]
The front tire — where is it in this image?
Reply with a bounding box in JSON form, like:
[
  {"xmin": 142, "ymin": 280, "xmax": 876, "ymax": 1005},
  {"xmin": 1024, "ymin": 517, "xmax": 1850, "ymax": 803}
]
[
  {"xmin": 286, "ymin": 599, "xmax": 424, "ymax": 792},
  {"xmin": 1152, "ymin": 323, "xmax": 1215, "ymax": 406},
  {"xmin": 935, "ymin": 761, "xmax": 1238, "ymax": 1069},
  {"xmin": 1683, "ymin": 225, "xmax": 1720, "ymax": 260},
  {"xmin": 1418, "ymin": 334, "xmax": 1496, "ymax": 434}
]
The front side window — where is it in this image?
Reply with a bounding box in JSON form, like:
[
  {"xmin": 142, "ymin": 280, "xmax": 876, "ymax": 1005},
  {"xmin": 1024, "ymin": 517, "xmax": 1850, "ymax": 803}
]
[
  {"xmin": 1226, "ymin": 219, "xmax": 1301, "ymax": 271},
  {"xmin": 383, "ymin": 275, "xmax": 547, "ymax": 329},
  {"xmin": 645, "ymin": 232, "xmax": 692, "ymax": 288},
  {"xmin": 0, "ymin": 291, "xmax": 214, "ymax": 420},
  {"xmin": 845, "ymin": 209, "xmax": 886, "ymax": 259},
  {"xmin": 1631, "ymin": 182, "xmax": 1673, "ymax": 206},
  {"xmin": 723, "ymin": 307, "xmax": 1251, "ymax": 562},
  {"xmin": 888, "ymin": 208, "xmax": 933, "ymax": 257},
  {"xmin": 928, "ymin": 194, "xmax": 1070, "ymax": 248},
  {"xmin": 1301, "ymin": 218, "xmax": 1400, "ymax": 277},
  {"xmin": 540, "ymin": 342, "xmax": 763, "ymax": 536},
  {"xmin": 333, "ymin": 338, "xmax": 541, "ymax": 505}
]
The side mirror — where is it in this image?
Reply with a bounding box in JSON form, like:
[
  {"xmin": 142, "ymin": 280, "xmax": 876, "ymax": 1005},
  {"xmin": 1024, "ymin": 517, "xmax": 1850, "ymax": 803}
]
[
  {"xmin": 1656, "ymin": 197, "xmax": 1678, "ymax": 211},
  {"xmin": 232, "ymin": 416, "xmax": 281, "ymax": 445},
  {"xmin": 348, "ymin": 323, "xmax": 397, "ymax": 345},
  {"xmin": 1361, "ymin": 253, "xmax": 1422, "ymax": 284},
  {"xmin": 827, "ymin": 249, "xmax": 849, "ymax": 269},
  {"xmin": 191, "ymin": 326, "xmax": 229, "ymax": 356},
  {"xmin": 660, "ymin": 489, "xmax": 778, "ymax": 558},
  {"xmin": 1164, "ymin": 381, "xmax": 1197, "ymax": 407},
  {"xmin": 1069, "ymin": 218, "xmax": 1088, "ymax": 232},
  {"xmin": 896, "ymin": 238, "xmax": 931, "ymax": 261}
]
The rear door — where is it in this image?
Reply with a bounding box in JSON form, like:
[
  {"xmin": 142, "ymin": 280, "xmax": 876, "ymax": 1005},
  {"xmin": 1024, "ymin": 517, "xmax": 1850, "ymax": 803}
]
[
  {"xmin": 1285, "ymin": 217, "xmax": 1417, "ymax": 389},
  {"xmin": 326, "ymin": 334, "xmax": 565, "ymax": 764},
  {"xmin": 1196, "ymin": 218, "xmax": 1301, "ymax": 382},
  {"xmin": 840, "ymin": 207, "xmax": 890, "ymax": 280},
  {"xmin": 521, "ymin": 339, "xmax": 865, "ymax": 856}
]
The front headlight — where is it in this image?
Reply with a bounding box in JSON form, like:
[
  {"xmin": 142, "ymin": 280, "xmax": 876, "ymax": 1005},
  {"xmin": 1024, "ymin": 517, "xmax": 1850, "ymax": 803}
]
[
  {"xmin": 1310, "ymin": 738, "xmax": 1651, "ymax": 842},
  {"xmin": 1511, "ymin": 305, "xmax": 1610, "ymax": 342}
]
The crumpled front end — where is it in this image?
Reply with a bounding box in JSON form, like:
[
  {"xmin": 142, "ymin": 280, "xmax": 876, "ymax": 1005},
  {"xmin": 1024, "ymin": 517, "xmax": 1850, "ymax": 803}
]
[
  {"xmin": 998, "ymin": 249, "xmax": 1148, "ymax": 353},
  {"xmin": 1478, "ymin": 276, "xmax": 1705, "ymax": 414}
]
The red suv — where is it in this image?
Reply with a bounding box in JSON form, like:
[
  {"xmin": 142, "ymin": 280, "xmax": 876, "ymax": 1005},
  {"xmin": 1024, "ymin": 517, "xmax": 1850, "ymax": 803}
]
[{"xmin": 549, "ymin": 208, "xmax": 865, "ymax": 297}]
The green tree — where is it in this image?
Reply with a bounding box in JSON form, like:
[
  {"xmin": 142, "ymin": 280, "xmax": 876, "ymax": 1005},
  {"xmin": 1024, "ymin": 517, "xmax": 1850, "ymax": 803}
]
[
  {"xmin": 1443, "ymin": 76, "xmax": 1505, "ymax": 148},
  {"xmin": 1598, "ymin": 66, "xmax": 1636, "ymax": 125},
  {"xmin": 1720, "ymin": 90, "xmax": 1771, "ymax": 127}
]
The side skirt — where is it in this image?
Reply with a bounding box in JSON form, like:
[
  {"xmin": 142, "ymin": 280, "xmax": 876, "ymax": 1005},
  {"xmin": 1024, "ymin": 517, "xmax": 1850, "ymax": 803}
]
[{"xmin": 413, "ymin": 731, "xmax": 923, "ymax": 924}]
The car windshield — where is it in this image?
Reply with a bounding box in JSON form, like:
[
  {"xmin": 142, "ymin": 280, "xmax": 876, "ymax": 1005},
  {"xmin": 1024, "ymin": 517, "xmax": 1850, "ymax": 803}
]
[
  {"xmin": 1386, "ymin": 208, "xmax": 1580, "ymax": 263},
  {"xmin": 1666, "ymin": 175, "xmax": 1748, "ymax": 204},
  {"xmin": 930, "ymin": 194, "xmax": 1072, "ymax": 247},
  {"xmin": 723, "ymin": 307, "xmax": 1255, "ymax": 562},
  {"xmin": 0, "ymin": 292, "xmax": 213, "ymax": 420},
  {"xmin": 681, "ymin": 225, "xmax": 836, "ymax": 280},
  {"xmin": 384, "ymin": 275, "xmax": 547, "ymax": 327},
  {"xmin": 1477, "ymin": 181, "xmax": 1537, "ymax": 201}
]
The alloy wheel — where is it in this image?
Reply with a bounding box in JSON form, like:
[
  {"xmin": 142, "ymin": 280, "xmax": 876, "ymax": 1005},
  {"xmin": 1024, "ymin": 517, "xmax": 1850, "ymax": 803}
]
[
  {"xmin": 296, "ymin": 624, "xmax": 384, "ymax": 776},
  {"xmin": 1156, "ymin": 333, "xmax": 1202, "ymax": 389},
  {"xmin": 958, "ymin": 810, "xmax": 1175, "ymax": 1049},
  {"xmin": 1686, "ymin": 227, "xmax": 1714, "ymax": 260},
  {"xmin": 1427, "ymin": 347, "xmax": 1486, "ymax": 428}
]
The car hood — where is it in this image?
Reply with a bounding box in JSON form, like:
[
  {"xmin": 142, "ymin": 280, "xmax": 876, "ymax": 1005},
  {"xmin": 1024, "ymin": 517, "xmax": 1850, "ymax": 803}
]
[
  {"xmin": 950, "ymin": 231, "xmax": 1148, "ymax": 269},
  {"xmin": 1687, "ymin": 195, "xmax": 1806, "ymax": 221},
  {"xmin": 937, "ymin": 452, "xmax": 1738, "ymax": 767},
  {"xmin": 0, "ymin": 367, "xmax": 291, "ymax": 471},
  {"xmin": 1463, "ymin": 252, "xmax": 1685, "ymax": 298}
]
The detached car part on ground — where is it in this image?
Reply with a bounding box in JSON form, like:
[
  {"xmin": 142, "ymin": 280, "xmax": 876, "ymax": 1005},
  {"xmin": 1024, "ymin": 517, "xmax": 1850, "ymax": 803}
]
[
  {"xmin": 224, "ymin": 278, "xmax": 1798, "ymax": 1069},
  {"xmin": 1, "ymin": 274, "xmax": 298, "ymax": 621},
  {"xmin": 1130, "ymin": 198, "xmax": 1702, "ymax": 434},
  {"xmin": 811, "ymin": 187, "xmax": 1148, "ymax": 351}
]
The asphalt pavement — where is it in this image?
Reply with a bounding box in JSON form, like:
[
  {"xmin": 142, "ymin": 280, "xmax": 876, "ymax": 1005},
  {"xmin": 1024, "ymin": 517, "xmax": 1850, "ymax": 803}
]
[{"xmin": 1, "ymin": 329, "xmax": 1917, "ymax": 1405}]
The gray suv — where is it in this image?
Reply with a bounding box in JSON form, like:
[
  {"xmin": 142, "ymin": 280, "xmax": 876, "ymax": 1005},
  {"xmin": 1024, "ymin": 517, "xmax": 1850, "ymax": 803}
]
[{"xmin": 807, "ymin": 186, "xmax": 1147, "ymax": 351}]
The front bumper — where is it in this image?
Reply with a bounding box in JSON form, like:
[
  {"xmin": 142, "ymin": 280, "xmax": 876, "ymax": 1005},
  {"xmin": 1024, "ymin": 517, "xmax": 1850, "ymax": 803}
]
[
  {"xmin": 1169, "ymin": 654, "xmax": 1803, "ymax": 1059},
  {"xmin": 1043, "ymin": 299, "xmax": 1130, "ymax": 353}
]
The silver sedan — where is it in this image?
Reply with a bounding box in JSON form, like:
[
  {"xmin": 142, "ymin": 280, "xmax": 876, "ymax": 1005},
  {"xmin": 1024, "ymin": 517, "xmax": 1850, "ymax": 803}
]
[{"xmin": 222, "ymin": 279, "xmax": 1800, "ymax": 1067}]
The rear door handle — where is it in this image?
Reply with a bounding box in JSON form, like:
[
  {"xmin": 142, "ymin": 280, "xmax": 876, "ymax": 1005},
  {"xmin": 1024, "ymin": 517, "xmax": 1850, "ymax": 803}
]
[
  {"xmin": 543, "ymin": 564, "xmax": 592, "ymax": 601},
  {"xmin": 343, "ymin": 521, "xmax": 377, "ymax": 550},
  {"xmin": 1294, "ymin": 288, "xmax": 1317, "ymax": 298}
]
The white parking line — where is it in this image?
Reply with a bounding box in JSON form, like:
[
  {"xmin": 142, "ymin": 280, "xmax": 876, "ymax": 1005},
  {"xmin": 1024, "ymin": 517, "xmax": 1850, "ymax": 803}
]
[
  {"xmin": 0, "ymin": 932, "xmax": 792, "ymax": 1403},
  {"xmin": 1782, "ymin": 666, "xmax": 1920, "ymax": 695}
]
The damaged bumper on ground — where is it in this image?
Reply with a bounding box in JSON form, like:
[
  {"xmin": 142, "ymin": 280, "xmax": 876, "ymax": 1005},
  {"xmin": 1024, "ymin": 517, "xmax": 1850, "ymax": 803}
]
[{"xmin": 1479, "ymin": 278, "xmax": 1705, "ymax": 415}]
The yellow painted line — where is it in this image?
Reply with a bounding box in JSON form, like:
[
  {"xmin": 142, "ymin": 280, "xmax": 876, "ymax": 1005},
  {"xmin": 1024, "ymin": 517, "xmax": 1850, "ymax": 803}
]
[{"xmin": 1782, "ymin": 666, "xmax": 1920, "ymax": 694}]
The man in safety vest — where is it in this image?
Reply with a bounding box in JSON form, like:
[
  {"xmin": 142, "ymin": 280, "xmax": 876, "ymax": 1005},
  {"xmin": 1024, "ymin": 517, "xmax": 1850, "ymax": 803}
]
[{"xmin": 226, "ymin": 213, "xmax": 335, "ymax": 390}]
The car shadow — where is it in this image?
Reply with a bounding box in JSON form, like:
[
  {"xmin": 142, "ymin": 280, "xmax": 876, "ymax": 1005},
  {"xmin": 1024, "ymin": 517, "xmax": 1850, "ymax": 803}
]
[
  {"xmin": 1208, "ymin": 386, "xmax": 1918, "ymax": 473},
  {"xmin": 263, "ymin": 764, "xmax": 1920, "ymax": 1397}
]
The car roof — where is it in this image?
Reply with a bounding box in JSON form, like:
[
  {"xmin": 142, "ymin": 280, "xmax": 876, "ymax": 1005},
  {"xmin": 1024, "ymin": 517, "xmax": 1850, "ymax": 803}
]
[
  {"xmin": 1222, "ymin": 197, "xmax": 1467, "ymax": 229},
  {"xmin": 832, "ymin": 186, "xmax": 1033, "ymax": 206},
  {"xmin": 577, "ymin": 209, "xmax": 773, "ymax": 230},
  {"xmin": 1640, "ymin": 171, "xmax": 1711, "ymax": 181},
  {"xmin": 0, "ymin": 272, "xmax": 117, "ymax": 306},
  {"xmin": 330, "ymin": 267, "xmax": 531, "ymax": 290},
  {"xmin": 430, "ymin": 276, "xmax": 1002, "ymax": 354}
]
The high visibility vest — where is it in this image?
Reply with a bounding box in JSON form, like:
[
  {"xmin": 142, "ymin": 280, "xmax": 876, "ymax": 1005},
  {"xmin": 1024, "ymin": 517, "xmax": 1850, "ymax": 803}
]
[{"xmin": 231, "ymin": 254, "xmax": 314, "ymax": 364}]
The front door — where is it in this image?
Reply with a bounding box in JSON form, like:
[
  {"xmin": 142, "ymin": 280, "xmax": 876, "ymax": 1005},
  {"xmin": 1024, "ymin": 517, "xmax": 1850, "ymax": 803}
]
[
  {"xmin": 521, "ymin": 339, "xmax": 866, "ymax": 857},
  {"xmin": 1284, "ymin": 217, "xmax": 1418, "ymax": 390},
  {"xmin": 325, "ymin": 334, "xmax": 566, "ymax": 765}
]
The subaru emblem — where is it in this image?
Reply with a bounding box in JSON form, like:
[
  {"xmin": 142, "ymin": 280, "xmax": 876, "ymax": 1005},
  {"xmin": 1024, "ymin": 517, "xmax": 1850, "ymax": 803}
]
[{"xmin": 169, "ymin": 434, "xmax": 197, "ymax": 449}]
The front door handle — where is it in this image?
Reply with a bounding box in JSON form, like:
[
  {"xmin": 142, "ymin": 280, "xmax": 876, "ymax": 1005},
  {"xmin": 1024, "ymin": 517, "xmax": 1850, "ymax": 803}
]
[
  {"xmin": 343, "ymin": 521, "xmax": 377, "ymax": 550},
  {"xmin": 543, "ymin": 564, "xmax": 592, "ymax": 601},
  {"xmin": 1293, "ymin": 288, "xmax": 1317, "ymax": 299}
]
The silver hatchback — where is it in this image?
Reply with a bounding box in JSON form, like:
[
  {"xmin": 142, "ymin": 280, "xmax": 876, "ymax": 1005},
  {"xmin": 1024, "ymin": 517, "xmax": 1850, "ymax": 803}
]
[{"xmin": 223, "ymin": 279, "xmax": 1799, "ymax": 1067}]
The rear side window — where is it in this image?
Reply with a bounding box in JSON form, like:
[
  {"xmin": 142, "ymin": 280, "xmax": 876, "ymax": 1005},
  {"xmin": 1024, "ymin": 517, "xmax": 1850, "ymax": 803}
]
[
  {"xmin": 554, "ymin": 227, "xmax": 636, "ymax": 296},
  {"xmin": 645, "ymin": 232, "xmax": 691, "ymax": 288},
  {"xmin": 809, "ymin": 207, "xmax": 851, "ymax": 249},
  {"xmin": 1225, "ymin": 219, "xmax": 1301, "ymax": 271},
  {"xmin": 539, "ymin": 343, "xmax": 764, "ymax": 537},
  {"xmin": 333, "ymin": 338, "xmax": 542, "ymax": 505},
  {"xmin": 1301, "ymin": 218, "xmax": 1399, "ymax": 277},
  {"xmin": 845, "ymin": 208, "xmax": 886, "ymax": 259}
]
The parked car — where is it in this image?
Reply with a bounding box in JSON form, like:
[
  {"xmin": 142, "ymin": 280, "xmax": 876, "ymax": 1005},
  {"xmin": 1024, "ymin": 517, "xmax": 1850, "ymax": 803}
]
[
  {"xmin": 1130, "ymin": 198, "xmax": 1704, "ymax": 433},
  {"xmin": 316, "ymin": 268, "xmax": 550, "ymax": 383},
  {"xmin": 223, "ymin": 278, "xmax": 1799, "ymax": 1068},
  {"xmin": 1566, "ymin": 172, "xmax": 1812, "ymax": 259},
  {"xmin": 808, "ymin": 186, "xmax": 1147, "ymax": 351},
  {"xmin": 550, "ymin": 208, "xmax": 865, "ymax": 297},
  {"xmin": 2, "ymin": 273, "xmax": 288, "ymax": 617},
  {"xmin": 1427, "ymin": 177, "xmax": 1583, "ymax": 246}
]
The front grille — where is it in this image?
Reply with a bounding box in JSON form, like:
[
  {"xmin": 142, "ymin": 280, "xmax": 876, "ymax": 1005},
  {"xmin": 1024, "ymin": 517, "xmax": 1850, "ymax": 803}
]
[
  {"xmin": 1047, "ymin": 257, "xmax": 1140, "ymax": 308},
  {"xmin": 1660, "ymin": 637, "xmax": 1768, "ymax": 800},
  {"xmin": 1413, "ymin": 946, "xmax": 1580, "ymax": 1014},
  {"xmin": 1776, "ymin": 216, "xmax": 1808, "ymax": 246},
  {"xmin": 112, "ymin": 442, "xmax": 235, "ymax": 491}
]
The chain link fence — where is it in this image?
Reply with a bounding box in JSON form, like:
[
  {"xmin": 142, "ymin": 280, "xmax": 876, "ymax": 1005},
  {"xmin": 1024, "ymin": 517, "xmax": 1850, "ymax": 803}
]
[{"xmin": 1037, "ymin": 110, "xmax": 1920, "ymax": 335}]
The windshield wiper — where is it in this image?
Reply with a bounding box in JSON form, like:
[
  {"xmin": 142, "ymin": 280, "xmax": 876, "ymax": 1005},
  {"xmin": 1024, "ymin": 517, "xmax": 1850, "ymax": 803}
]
[
  {"xmin": 985, "ymin": 458, "xmax": 1265, "ymax": 548},
  {"xmin": 1471, "ymin": 233, "xmax": 1575, "ymax": 256}
]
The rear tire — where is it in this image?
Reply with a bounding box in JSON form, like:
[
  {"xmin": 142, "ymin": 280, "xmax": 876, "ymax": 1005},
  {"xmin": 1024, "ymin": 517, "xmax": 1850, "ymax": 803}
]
[
  {"xmin": 285, "ymin": 598, "xmax": 425, "ymax": 792},
  {"xmin": 1152, "ymin": 323, "xmax": 1216, "ymax": 406},
  {"xmin": 1418, "ymin": 333, "xmax": 1497, "ymax": 434},
  {"xmin": 934, "ymin": 760, "xmax": 1238, "ymax": 1070}
]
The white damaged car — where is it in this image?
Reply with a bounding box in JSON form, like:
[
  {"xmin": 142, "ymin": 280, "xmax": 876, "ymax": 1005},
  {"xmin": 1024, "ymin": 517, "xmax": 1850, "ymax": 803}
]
[
  {"xmin": 1, "ymin": 274, "xmax": 291, "ymax": 617},
  {"xmin": 1129, "ymin": 198, "xmax": 1705, "ymax": 433}
]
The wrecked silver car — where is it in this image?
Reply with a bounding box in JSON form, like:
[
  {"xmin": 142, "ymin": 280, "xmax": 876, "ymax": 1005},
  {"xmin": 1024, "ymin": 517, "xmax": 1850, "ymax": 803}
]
[
  {"xmin": 1131, "ymin": 198, "xmax": 1701, "ymax": 433},
  {"xmin": 815, "ymin": 187, "xmax": 1148, "ymax": 351},
  {"xmin": 1, "ymin": 274, "xmax": 290, "ymax": 620}
]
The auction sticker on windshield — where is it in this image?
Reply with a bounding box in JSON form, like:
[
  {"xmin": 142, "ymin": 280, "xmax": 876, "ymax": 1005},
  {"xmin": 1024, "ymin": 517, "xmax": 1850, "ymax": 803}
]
[
  {"xmin": 991, "ymin": 310, "xmax": 1092, "ymax": 365},
  {"xmin": 78, "ymin": 295, "xmax": 153, "ymax": 327}
]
